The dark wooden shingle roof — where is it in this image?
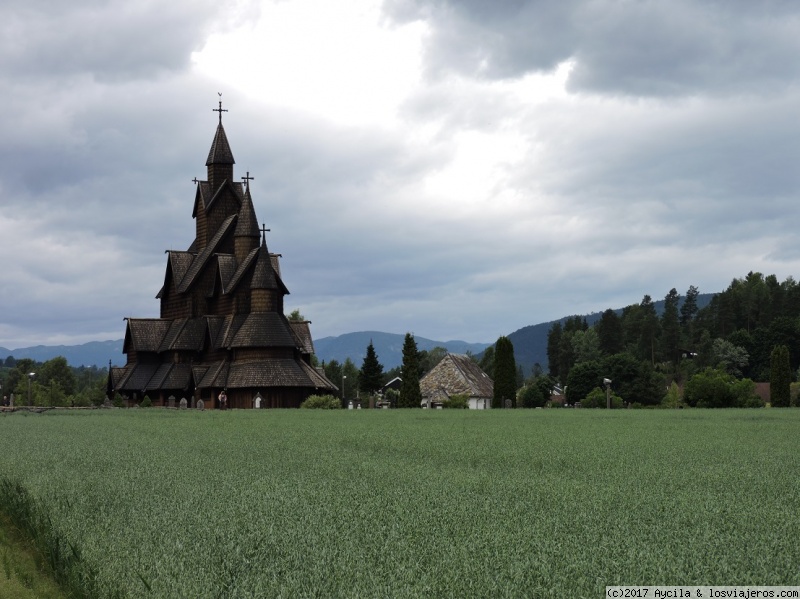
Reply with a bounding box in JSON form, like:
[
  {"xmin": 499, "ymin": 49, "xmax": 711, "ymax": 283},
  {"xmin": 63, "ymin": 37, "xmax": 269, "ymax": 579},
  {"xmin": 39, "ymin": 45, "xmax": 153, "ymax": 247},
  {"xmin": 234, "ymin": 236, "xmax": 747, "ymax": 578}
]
[
  {"xmin": 125, "ymin": 319, "xmax": 171, "ymax": 353},
  {"xmin": 206, "ymin": 122, "xmax": 235, "ymax": 166},
  {"xmin": 229, "ymin": 313, "xmax": 297, "ymax": 348}
]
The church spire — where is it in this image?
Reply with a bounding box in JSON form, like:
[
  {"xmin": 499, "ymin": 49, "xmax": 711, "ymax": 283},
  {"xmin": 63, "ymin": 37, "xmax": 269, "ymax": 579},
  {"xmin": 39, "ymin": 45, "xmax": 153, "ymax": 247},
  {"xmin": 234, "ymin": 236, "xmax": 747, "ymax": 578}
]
[
  {"xmin": 234, "ymin": 177, "xmax": 260, "ymax": 263},
  {"xmin": 206, "ymin": 96, "xmax": 234, "ymax": 190}
]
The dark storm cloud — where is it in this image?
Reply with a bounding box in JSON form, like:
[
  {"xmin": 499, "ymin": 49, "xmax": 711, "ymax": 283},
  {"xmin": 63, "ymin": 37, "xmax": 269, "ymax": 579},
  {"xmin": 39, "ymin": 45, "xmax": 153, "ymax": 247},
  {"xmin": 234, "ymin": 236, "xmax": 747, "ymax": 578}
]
[
  {"xmin": 383, "ymin": 0, "xmax": 800, "ymax": 96},
  {"xmin": 0, "ymin": 0, "xmax": 256, "ymax": 81}
]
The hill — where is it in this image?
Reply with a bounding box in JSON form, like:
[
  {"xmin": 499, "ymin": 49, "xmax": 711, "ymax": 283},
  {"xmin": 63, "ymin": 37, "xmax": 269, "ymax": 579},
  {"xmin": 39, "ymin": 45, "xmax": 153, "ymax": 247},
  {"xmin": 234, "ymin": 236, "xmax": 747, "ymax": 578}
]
[
  {"xmin": 508, "ymin": 293, "xmax": 715, "ymax": 374},
  {"xmin": 314, "ymin": 331, "xmax": 490, "ymax": 370},
  {"xmin": 0, "ymin": 295, "xmax": 714, "ymax": 372},
  {"xmin": 0, "ymin": 340, "xmax": 124, "ymax": 368}
]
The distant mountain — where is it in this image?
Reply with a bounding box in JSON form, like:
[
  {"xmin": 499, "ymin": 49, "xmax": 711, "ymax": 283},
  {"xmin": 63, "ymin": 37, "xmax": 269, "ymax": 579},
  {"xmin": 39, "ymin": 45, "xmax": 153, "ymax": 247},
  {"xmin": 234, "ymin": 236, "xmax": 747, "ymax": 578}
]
[
  {"xmin": 0, "ymin": 293, "xmax": 714, "ymax": 372},
  {"xmin": 0, "ymin": 340, "xmax": 124, "ymax": 368},
  {"xmin": 314, "ymin": 331, "xmax": 491, "ymax": 370}
]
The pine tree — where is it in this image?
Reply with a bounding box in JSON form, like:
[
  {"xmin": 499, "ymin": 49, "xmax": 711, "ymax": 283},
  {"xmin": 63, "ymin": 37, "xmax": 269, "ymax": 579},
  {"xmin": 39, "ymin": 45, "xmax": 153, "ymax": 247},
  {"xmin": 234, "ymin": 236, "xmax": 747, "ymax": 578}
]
[
  {"xmin": 770, "ymin": 344, "xmax": 791, "ymax": 407},
  {"xmin": 399, "ymin": 333, "xmax": 422, "ymax": 408},
  {"xmin": 493, "ymin": 336, "xmax": 517, "ymax": 408},
  {"xmin": 358, "ymin": 341, "xmax": 384, "ymax": 395}
]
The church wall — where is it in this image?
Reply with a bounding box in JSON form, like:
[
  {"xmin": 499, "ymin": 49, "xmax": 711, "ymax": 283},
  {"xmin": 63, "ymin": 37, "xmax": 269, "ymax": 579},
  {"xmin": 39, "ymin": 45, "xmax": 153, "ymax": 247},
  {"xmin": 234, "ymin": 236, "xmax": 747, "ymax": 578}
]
[
  {"xmin": 227, "ymin": 387, "xmax": 307, "ymax": 409},
  {"xmin": 208, "ymin": 164, "xmax": 233, "ymax": 192},
  {"xmin": 208, "ymin": 294, "xmax": 234, "ymax": 317},
  {"xmin": 196, "ymin": 208, "xmax": 208, "ymax": 251},
  {"xmin": 206, "ymin": 194, "xmax": 240, "ymax": 255},
  {"xmin": 161, "ymin": 294, "xmax": 192, "ymax": 320}
]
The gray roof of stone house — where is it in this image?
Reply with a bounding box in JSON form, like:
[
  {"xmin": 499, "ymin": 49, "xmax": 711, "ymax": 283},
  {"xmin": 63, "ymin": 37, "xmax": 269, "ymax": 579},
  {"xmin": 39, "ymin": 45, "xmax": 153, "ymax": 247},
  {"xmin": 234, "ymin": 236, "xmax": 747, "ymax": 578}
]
[{"xmin": 420, "ymin": 354, "xmax": 494, "ymax": 399}]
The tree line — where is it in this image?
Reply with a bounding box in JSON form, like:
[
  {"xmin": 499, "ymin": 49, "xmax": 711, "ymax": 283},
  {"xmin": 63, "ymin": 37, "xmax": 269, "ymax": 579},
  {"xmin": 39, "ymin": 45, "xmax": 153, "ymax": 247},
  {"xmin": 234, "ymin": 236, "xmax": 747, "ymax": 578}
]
[
  {"xmin": 543, "ymin": 271, "xmax": 800, "ymax": 407},
  {"xmin": 0, "ymin": 356, "xmax": 109, "ymax": 407}
]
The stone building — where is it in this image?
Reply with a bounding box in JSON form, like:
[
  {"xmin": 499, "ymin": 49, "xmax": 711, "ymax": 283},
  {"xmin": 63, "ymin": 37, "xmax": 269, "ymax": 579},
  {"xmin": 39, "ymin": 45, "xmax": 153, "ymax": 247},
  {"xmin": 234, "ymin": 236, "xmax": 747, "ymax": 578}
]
[
  {"xmin": 419, "ymin": 354, "xmax": 494, "ymax": 409},
  {"xmin": 111, "ymin": 104, "xmax": 336, "ymax": 408}
]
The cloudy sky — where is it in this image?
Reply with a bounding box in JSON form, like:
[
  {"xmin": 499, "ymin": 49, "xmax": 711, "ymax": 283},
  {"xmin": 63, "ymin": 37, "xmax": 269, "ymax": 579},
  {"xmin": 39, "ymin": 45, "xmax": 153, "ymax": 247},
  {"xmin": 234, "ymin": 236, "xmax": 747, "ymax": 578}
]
[{"xmin": 2, "ymin": 0, "xmax": 799, "ymax": 350}]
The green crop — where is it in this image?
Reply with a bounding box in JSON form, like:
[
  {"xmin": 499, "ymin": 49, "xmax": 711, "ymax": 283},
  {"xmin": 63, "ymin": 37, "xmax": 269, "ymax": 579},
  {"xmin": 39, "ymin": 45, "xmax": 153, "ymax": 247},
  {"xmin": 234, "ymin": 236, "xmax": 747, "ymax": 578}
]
[{"xmin": 0, "ymin": 409, "xmax": 798, "ymax": 598}]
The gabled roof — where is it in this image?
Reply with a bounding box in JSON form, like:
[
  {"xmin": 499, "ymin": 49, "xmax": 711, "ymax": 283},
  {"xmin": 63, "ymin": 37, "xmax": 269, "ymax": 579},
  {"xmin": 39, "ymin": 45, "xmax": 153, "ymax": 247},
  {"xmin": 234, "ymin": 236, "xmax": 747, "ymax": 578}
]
[
  {"xmin": 420, "ymin": 354, "xmax": 493, "ymax": 399},
  {"xmin": 235, "ymin": 186, "xmax": 259, "ymax": 238},
  {"xmin": 124, "ymin": 319, "xmax": 172, "ymax": 353},
  {"xmin": 177, "ymin": 214, "xmax": 237, "ymax": 293},
  {"xmin": 250, "ymin": 242, "xmax": 278, "ymax": 290},
  {"xmin": 192, "ymin": 180, "xmax": 244, "ymax": 218},
  {"xmin": 228, "ymin": 313, "xmax": 297, "ymax": 348},
  {"xmin": 116, "ymin": 363, "xmax": 160, "ymax": 392},
  {"xmin": 206, "ymin": 121, "xmax": 235, "ymax": 166},
  {"xmin": 289, "ymin": 320, "xmax": 315, "ymax": 355},
  {"xmin": 225, "ymin": 247, "xmax": 259, "ymax": 294},
  {"xmin": 167, "ymin": 251, "xmax": 194, "ymax": 290},
  {"xmin": 270, "ymin": 253, "xmax": 282, "ymax": 278},
  {"xmin": 158, "ymin": 318, "xmax": 206, "ymax": 352},
  {"xmin": 225, "ymin": 358, "xmax": 332, "ymax": 388},
  {"xmin": 215, "ymin": 254, "xmax": 238, "ymax": 294},
  {"xmin": 145, "ymin": 363, "xmax": 192, "ymax": 392}
]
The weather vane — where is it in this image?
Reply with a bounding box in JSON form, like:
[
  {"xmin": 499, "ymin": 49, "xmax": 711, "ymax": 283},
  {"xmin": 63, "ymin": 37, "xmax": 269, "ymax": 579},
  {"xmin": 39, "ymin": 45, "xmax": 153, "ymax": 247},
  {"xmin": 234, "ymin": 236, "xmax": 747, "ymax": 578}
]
[{"xmin": 213, "ymin": 92, "xmax": 227, "ymax": 123}]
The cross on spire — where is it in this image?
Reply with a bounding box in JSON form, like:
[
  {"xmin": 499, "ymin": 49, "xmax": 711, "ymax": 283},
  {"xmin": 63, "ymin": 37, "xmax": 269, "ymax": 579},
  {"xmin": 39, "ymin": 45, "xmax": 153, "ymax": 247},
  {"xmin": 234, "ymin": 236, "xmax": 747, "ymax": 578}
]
[
  {"xmin": 192, "ymin": 177, "xmax": 200, "ymax": 184},
  {"xmin": 260, "ymin": 223, "xmax": 270, "ymax": 244},
  {"xmin": 213, "ymin": 93, "xmax": 228, "ymax": 123},
  {"xmin": 241, "ymin": 171, "xmax": 254, "ymax": 189}
]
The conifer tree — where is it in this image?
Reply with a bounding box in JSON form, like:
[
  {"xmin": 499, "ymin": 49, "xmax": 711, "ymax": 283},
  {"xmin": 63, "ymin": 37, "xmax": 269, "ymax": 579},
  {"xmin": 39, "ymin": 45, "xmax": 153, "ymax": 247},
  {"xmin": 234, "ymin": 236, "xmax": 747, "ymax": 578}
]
[
  {"xmin": 493, "ymin": 336, "xmax": 517, "ymax": 408},
  {"xmin": 358, "ymin": 341, "xmax": 384, "ymax": 395},
  {"xmin": 399, "ymin": 333, "xmax": 422, "ymax": 408},
  {"xmin": 770, "ymin": 344, "xmax": 791, "ymax": 407}
]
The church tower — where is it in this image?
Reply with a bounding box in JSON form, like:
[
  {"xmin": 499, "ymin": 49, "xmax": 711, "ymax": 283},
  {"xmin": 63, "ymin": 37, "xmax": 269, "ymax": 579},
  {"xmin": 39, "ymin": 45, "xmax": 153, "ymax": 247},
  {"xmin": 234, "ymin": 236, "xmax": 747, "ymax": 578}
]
[{"xmin": 112, "ymin": 101, "xmax": 337, "ymax": 408}]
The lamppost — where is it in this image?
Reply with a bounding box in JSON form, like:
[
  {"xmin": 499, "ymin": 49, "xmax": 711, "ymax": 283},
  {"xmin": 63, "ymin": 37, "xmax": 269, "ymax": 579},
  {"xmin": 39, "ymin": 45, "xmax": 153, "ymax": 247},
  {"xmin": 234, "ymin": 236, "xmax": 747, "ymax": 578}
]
[
  {"xmin": 603, "ymin": 378, "xmax": 612, "ymax": 409},
  {"xmin": 28, "ymin": 372, "xmax": 36, "ymax": 406},
  {"xmin": 342, "ymin": 375, "xmax": 347, "ymax": 403}
]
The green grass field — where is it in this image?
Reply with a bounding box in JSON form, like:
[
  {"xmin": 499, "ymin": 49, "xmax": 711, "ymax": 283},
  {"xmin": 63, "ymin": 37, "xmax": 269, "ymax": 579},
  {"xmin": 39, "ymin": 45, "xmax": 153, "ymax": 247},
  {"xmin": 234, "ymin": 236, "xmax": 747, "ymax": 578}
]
[{"xmin": 0, "ymin": 408, "xmax": 798, "ymax": 598}]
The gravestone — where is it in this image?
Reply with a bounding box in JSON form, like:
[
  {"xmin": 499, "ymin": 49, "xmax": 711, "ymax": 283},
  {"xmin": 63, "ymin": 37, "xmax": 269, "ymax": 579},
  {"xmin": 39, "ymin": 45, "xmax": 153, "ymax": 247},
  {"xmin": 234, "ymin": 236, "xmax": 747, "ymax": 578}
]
[
  {"xmin": 179, "ymin": 397, "xmax": 188, "ymax": 409},
  {"xmin": 254, "ymin": 393, "xmax": 262, "ymax": 409},
  {"xmin": 168, "ymin": 395, "xmax": 176, "ymax": 408},
  {"xmin": 504, "ymin": 399, "xmax": 512, "ymax": 409},
  {"xmin": 196, "ymin": 399, "xmax": 205, "ymax": 410}
]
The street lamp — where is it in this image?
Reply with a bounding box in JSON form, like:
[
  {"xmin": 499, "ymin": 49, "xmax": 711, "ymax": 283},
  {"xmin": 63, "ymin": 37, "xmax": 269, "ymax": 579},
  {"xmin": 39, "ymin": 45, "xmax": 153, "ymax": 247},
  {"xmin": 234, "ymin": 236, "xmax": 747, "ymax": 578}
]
[
  {"xmin": 342, "ymin": 375, "xmax": 347, "ymax": 401},
  {"xmin": 603, "ymin": 378, "xmax": 612, "ymax": 409},
  {"xmin": 28, "ymin": 372, "xmax": 36, "ymax": 406}
]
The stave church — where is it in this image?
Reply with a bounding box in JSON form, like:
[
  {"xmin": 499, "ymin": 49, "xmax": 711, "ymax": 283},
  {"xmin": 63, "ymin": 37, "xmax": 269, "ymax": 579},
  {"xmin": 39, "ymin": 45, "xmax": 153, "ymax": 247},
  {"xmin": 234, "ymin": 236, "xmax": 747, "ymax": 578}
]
[{"xmin": 111, "ymin": 102, "xmax": 337, "ymax": 408}]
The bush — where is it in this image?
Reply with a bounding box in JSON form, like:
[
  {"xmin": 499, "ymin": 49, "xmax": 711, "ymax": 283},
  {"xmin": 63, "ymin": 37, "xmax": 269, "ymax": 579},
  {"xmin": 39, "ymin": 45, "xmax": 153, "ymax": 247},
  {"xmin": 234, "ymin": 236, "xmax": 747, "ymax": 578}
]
[
  {"xmin": 442, "ymin": 394, "xmax": 469, "ymax": 409},
  {"xmin": 661, "ymin": 381, "xmax": 683, "ymax": 409},
  {"xmin": 684, "ymin": 368, "xmax": 762, "ymax": 408},
  {"xmin": 517, "ymin": 384, "xmax": 547, "ymax": 408},
  {"xmin": 581, "ymin": 387, "xmax": 624, "ymax": 408},
  {"xmin": 383, "ymin": 389, "xmax": 399, "ymax": 408},
  {"xmin": 140, "ymin": 396, "xmax": 152, "ymax": 408},
  {"xmin": 300, "ymin": 394, "xmax": 342, "ymax": 409}
]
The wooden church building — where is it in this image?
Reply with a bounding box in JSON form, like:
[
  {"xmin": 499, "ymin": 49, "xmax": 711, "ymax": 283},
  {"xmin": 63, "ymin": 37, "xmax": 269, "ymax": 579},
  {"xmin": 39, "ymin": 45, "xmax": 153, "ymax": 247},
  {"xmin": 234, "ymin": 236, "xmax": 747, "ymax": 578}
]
[{"xmin": 111, "ymin": 104, "xmax": 337, "ymax": 408}]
